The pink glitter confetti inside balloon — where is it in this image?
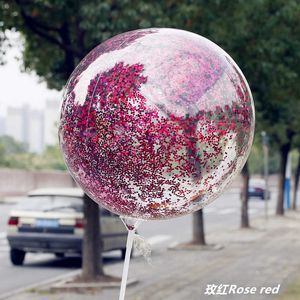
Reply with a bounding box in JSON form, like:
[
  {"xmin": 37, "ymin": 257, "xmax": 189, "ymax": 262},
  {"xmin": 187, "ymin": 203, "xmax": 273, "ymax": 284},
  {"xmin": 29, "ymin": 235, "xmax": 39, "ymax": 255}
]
[{"xmin": 59, "ymin": 28, "xmax": 255, "ymax": 220}]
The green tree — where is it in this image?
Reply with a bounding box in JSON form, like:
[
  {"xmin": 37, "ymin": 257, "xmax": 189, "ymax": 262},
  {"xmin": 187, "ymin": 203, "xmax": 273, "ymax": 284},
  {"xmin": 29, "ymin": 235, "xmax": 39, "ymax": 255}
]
[
  {"xmin": 0, "ymin": 0, "xmax": 179, "ymax": 280},
  {"xmin": 0, "ymin": 0, "xmax": 175, "ymax": 89},
  {"xmin": 0, "ymin": 143, "xmax": 5, "ymax": 165},
  {"xmin": 0, "ymin": 135, "xmax": 26, "ymax": 154},
  {"xmin": 0, "ymin": 135, "xmax": 66, "ymax": 170},
  {"xmin": 184, "ymin": 0, "xmax": 300, "ymax": 219},
  {"xmin": 166, "ymin": 0, "xmax": 256, "ymax": 228},
  {"xmin": 3, "ymin": 1, "xmax": 300, "ymax": 270},
  {"xmin": 0, "ymin": 135, "xmax": 28, "ymax": 168},
  {"xmin": 37, "ymin": 145, "xmax": 66, "ymax": 170},
  {"xmin": 238, "ymin": 0, "xmax": 300, "ymax": 216}
]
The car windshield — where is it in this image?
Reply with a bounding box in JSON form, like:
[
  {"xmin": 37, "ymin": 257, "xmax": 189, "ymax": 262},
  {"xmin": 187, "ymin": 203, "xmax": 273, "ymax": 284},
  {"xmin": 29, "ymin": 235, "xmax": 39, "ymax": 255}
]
[
  {"xmin": 15, "ymin": 196, "xmax": 83, "ymax": 212},
  {"xmin": 249, "ymin": 179, "xmax": 265, "ymax": 187}
]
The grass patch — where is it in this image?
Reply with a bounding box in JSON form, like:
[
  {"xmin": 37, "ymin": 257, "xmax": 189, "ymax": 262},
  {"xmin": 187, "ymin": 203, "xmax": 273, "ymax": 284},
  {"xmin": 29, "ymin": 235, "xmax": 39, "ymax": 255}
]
[{"xmin": 278, "ymin": 275, "xmax": 300, "ymax": 300}]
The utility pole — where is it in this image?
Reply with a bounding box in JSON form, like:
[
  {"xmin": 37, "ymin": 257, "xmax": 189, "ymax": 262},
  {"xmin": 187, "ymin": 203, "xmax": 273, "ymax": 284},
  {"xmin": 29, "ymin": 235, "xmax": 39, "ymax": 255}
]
[{"xmin": 285, "ymin": 152, "xmax": 292, "ymax": 209}]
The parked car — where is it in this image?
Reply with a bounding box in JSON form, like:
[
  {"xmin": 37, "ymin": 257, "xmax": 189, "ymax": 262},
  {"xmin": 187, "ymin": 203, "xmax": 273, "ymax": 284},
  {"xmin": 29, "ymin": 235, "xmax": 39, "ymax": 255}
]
[
  {"xmin": 7, "ymin": 188, "xmax": 128, "ymax": 265},
  {"xmin": 248, "ymin": 178, "xmax": 270, "ymax": 200}
]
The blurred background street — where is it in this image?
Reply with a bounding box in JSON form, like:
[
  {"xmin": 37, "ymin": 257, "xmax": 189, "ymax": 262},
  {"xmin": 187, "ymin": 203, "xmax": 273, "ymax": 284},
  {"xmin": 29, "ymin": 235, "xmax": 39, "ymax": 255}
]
[{"xmin": 0, "ymin": 180, "xmax": 280, "ymax": 298}]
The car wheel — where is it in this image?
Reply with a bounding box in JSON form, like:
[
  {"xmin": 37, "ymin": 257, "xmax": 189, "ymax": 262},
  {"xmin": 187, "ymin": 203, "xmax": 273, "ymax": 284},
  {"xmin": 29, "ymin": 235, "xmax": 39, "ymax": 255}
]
[
  {"xmin": 121, "ymin": 248, "xmax": 126, "ymax": 260},
  {"xmin": 10, "ymin": 248, "xmax": 26, "ymax": 266},
  {"xmin": 55, "ymin": 252, "xmax": 65, "ymax": 258},
  {"xmin": 121, "ymin": 248, "xmax": 133, "ymax": 260}
]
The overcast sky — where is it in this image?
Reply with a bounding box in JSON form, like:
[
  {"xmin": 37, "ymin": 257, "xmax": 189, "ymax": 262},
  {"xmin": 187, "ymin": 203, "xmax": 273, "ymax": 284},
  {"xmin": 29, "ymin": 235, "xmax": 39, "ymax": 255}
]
[{"xmin": 0, "ymin": 32, "xmax": 61, "ymax": 116}]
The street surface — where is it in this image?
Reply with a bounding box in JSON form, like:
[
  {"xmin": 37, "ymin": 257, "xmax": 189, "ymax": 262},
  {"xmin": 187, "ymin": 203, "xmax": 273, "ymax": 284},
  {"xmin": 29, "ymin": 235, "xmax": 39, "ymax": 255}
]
[{"xmin": 0, "ymin": 188, "xmax": 277, "ymax": 297}]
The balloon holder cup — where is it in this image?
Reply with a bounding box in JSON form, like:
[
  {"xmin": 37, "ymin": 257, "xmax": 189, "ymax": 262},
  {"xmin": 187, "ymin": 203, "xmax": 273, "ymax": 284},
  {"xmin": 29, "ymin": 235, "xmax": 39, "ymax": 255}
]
[{"xmin": 119, "ymin": 217, "xmax": 143, "ymax": 300}]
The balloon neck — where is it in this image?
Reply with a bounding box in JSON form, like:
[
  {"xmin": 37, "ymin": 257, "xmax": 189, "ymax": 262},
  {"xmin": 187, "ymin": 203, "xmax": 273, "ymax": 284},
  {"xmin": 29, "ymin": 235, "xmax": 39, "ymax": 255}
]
[{"xmin": 120, "ymin": 216, "xmax": 143, "ymax": 232}]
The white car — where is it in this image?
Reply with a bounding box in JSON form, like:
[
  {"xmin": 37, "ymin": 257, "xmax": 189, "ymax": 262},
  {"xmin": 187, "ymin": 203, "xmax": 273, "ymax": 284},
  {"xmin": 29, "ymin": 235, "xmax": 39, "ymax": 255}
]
[
  {"xmin": 7, "ymin": 188, "xmax": 128, "ymax": 265},
  {"xmin": 248, "ymin": 178, "xmax": 271, "ymax": 200}
]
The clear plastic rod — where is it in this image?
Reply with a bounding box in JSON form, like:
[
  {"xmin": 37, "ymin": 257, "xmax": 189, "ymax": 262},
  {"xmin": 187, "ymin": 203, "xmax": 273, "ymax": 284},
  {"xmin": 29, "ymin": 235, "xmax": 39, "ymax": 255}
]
[{"xmin": 118, "ymin": 229, "xmax": 135, "ymax": 300}]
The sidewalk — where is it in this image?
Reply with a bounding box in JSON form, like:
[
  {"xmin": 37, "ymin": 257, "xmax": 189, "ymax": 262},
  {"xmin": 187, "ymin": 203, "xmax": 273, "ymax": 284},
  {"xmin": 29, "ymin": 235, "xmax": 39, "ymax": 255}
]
[{"xmin": 4, "ymin": 211, "xmax": 300, "ymax": 300}]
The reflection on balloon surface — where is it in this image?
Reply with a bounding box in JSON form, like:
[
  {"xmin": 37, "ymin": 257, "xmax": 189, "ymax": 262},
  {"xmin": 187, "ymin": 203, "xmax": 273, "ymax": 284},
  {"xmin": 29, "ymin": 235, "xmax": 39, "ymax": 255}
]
[{"xmin": 59, "ymin": 28, "xmax": 255, "ymax": 220}]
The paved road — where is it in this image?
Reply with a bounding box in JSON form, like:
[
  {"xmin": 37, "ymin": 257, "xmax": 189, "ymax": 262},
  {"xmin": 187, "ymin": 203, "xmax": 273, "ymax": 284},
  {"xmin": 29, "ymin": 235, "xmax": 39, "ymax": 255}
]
[
  {"xmin": 139, "ymin": 189, "xmax": 277, "ymax": 249},
  {"xmin": 0, "ymin": 189, "xmax": 277, "ymax": 297}
]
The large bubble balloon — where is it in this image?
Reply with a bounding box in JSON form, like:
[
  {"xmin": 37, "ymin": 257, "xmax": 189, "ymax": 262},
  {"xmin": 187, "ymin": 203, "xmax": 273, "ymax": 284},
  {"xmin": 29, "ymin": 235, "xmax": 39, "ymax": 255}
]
[{"xmin": 59, "ymin": 28, "xmax": 255, "ymax": 220}]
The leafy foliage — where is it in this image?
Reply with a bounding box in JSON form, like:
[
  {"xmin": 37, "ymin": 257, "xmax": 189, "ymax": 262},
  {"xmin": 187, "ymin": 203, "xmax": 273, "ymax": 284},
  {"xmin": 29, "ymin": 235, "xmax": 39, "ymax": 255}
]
[
  {"xmin": 1, "ymin": 0, "xmax": 300, "ymax": 166},
  {"xmin": 0, "ymin": 135, "xmax": 66, "ymax": 170},
  {"xmin": 0, "ymin": 0, "xmax": 177, "ymax": 89}
]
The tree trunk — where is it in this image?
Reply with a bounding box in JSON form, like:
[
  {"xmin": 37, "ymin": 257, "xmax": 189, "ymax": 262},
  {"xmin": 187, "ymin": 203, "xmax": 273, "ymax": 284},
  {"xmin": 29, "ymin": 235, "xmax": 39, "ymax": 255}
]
[
  {"xmin": 292, "ymin": 150, "xmax": 300, "ymax": 210},
  {"xmin": 241, "ymin": 161, "xmax": 250, "ymax": 228},
  {"xmin": 81, "ymin": 194, "xmax": 104, "ymax": 280},
  {"xmin": 192, "ymin": 209, "xmax": 206, "ymax": 245},
  {"xmin": 276, "ymin": 142, "xmax": 291, "ymax": 215}
]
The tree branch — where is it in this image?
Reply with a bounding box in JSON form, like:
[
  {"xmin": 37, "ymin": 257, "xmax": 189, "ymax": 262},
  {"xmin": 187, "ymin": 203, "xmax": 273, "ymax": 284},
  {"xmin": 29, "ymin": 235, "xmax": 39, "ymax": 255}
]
[
  {"xmin": 16, "ymin": 0, "xmax": 61, "ymax": 32},
  {"xmin": 16, "ymin": 1, "xmax": 84, "ymax": 58},
  {"xmin": 59, "ymin": 21, "xmax": 76, "ymax": 75}
]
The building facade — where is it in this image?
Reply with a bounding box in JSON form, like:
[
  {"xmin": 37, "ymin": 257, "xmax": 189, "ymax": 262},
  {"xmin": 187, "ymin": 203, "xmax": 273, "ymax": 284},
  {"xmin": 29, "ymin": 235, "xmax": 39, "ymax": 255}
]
[
  {"xmin": 3, "ymin": 100, "xmax": 60, "ymax": 153},
  {"xmin": 43, "ymin": 99, "xmax": 60, "ymax": 147}
]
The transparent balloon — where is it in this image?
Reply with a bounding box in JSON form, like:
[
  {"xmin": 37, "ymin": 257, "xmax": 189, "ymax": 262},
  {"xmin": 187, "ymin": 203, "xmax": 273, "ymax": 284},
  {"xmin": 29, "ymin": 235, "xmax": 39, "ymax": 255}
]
[{"xmin": 59, "ymin": 28, "xmax": 255, "ymax": 220}]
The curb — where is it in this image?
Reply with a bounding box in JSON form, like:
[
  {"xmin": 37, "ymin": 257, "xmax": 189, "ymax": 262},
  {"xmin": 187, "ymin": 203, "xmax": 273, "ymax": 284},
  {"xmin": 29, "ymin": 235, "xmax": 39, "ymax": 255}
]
[
  {"xmin": 168, "ymin": 242, "xmax": 224, "ymax": 251},
  {"xmin": 0, "ymin": 270, "xmax": 81, "ymax": 300},
  {"xmin": 51, "ymin": 277, "xmax": 138, "ymax": 291}
]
